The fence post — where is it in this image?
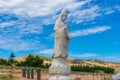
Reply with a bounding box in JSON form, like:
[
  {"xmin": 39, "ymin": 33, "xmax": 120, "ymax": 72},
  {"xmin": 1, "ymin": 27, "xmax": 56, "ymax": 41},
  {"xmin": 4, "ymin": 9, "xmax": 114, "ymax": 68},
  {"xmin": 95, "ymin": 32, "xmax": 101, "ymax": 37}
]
[
  {"xmin": 75, "ymin": 78, "xmax": 81, "ymax": 80},
  {"xmin": 104, "ymin": 73, "xmax": 105, "ymax": 80},
  {"xmin": 93, "ymin": 72, "xmax": 94, "ymax": 80},
  {"xmin": 37, "ymin": 68, "xmax": 41, "ymax": 80},
  {"xmin": 22, "ymin": 67, "xmax": 26, "ymax": 78},
  {"xmin": 27, "ymin": 67, "xmax": 30, "ymax": 79},
  {"xmin": 31, "ymin": 68, "xmax": 34, "ymax": 79}
]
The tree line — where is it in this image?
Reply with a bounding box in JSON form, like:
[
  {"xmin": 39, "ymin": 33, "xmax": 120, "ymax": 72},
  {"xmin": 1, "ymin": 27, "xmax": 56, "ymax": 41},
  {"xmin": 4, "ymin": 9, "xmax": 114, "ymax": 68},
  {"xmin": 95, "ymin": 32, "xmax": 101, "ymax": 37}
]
[
  {"xmin": 71, "ymin": 65, "xmax": 114, "ymax": 74},
  {"xmin": 0, "ymin": 53, "xmax": 50, "ymax": 68},
  {"xmin": 15, "ymin": 54, "xmax": 51, "ymax": 68}
]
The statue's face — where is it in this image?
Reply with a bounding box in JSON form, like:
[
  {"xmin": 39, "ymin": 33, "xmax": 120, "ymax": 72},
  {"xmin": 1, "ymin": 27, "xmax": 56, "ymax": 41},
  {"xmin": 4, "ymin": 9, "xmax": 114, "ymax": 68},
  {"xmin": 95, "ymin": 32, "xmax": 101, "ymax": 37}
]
[{"xmin": 61, "ymin": 13, "xmax": 68, "ymax": 22}]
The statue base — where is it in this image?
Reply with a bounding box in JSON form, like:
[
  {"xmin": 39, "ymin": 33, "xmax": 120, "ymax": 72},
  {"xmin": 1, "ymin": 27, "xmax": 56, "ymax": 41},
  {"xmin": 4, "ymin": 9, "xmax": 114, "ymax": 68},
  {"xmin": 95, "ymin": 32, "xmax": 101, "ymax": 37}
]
[
  {"xmin": 49, "ymin": 75, "xmax": 72, "ymax": 80},
  {"xmin": 49, "ymin": 57, "xmax": 71, "ymax": 80}
]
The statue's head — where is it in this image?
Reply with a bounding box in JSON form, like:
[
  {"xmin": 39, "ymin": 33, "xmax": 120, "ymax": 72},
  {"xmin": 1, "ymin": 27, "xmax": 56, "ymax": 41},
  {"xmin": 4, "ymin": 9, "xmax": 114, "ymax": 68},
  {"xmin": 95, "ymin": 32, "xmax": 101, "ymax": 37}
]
[{"xmin": 60, "ymin": 9, "xmax": 68, "ymax": 22}]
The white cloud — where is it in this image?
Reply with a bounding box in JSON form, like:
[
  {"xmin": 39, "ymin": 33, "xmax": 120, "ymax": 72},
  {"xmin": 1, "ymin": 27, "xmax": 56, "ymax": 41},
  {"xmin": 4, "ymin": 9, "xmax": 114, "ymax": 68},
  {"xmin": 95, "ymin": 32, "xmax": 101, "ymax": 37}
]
[
  {"xmin": 70, "ymin": 26, "xmax": 111, "ymax": 37},
  {"xmin": 79, "ymin": 53, "xmax": 98, "ymax": 58},
  {"xmin": 0, "ymin": 35, "xmax": 45, "ymax": 51},
  {"xmin": 69, "ymin": 5, "xmax": 100, "ymax": 23},
  {"xmin": 0, "ymin": 0, "xmax": 91, "ymax": 17},
  {"xmin": 69, "ymin": 53, "xmax": 98, "ymax": 58},
  {"xmin": 38, "ymin": 49, "xmax": 53, "ymax": 54},
  {"xmin": 0, "ymin": 19, "xmax": 44, "ymax": 51},
  {"xmin": 0, "ymin": 0, "xmax": 113, "ymax": 25},
  {"xmin": 0, "ymin": 0, "xmax": 117, "ymax": 25},
  {"xmin": 66, "ymin": 0, "xmax": 91, "ymax": 10},
  {"xmin": 36, "ymin": 49, "xmax": 53, "ymax": 58},
  {"xmin": 98, "ymin": 56, "xmax": 120, "ymax": 62},
  {"xmin": 18, "ymin": 22, "xmax": 43, "ymax": 35},
  {"xmin": 0, "ymin": 19, "xmax": 43, "ymax": 35},
  {"xmin": 104, "ymin": 8, "xmax": 115, "ymax": 15},
  {"xmin": 0, "ymin": 21, "xmax": 14, "ymax": 28}
]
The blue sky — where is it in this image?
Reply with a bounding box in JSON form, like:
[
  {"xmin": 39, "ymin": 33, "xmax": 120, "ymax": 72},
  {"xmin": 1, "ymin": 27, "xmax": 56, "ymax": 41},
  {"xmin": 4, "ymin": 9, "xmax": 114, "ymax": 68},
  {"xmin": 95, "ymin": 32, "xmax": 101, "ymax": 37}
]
[{"xmin": 0, "ymin": 0, "xmax": 120, "ymax": 62}]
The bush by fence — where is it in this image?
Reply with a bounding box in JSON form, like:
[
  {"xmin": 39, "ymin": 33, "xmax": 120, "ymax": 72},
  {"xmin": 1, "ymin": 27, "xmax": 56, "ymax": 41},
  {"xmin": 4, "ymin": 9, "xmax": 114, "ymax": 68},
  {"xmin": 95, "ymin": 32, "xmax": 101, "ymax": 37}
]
[{"xmin": 71, "ymin": 65, "xmax": 114, "ymax": 74}]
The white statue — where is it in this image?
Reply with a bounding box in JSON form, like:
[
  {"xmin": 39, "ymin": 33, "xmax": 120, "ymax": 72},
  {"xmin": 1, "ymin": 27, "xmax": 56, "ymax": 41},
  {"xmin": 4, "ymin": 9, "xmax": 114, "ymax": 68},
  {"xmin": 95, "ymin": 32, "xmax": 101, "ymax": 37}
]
[
  {"xmin": 49, "ymin": 9, "xmax": 71, "ymax": 80},
  {"xmin": 53, "ymin": 9, "xmax": 71, "ymax": 58}
]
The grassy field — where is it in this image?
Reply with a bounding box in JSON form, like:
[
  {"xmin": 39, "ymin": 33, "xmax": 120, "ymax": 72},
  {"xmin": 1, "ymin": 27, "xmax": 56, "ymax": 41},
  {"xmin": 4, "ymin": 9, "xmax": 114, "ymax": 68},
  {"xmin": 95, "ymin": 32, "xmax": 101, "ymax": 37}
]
[{"xmin": 0, "ymin": 74, "xmax": 13, "ymax": 80}]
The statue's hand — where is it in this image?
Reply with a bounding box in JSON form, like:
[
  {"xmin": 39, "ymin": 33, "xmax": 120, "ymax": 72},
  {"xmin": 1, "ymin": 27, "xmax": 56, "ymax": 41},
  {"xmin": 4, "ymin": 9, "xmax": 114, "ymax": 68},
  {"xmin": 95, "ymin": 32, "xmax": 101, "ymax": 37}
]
[
  {"xmin": 68, "ymin": 34, "xmax": 71, "ymax": 39},
  {"xmin": 62, "ymin": 24, "xmax": 68, "ymax": 30},
  {"xmin": 65, "ymin": 24, "xmax": 68, "ymax": 28}
]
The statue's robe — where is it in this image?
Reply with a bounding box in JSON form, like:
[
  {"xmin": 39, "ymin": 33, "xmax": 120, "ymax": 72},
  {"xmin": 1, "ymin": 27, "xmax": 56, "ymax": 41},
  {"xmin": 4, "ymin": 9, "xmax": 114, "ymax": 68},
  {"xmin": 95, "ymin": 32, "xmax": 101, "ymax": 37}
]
[{"xmin": 52, "ymin": 26, "xmax": 70, "ymax": 58}]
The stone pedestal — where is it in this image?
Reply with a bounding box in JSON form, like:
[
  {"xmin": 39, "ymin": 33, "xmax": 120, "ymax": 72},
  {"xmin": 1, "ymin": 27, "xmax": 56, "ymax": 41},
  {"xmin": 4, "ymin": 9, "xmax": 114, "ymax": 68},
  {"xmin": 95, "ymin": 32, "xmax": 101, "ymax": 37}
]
[
  {"xmin": 49, "ymin": 76, "xmax": 71, "ymax": 80},
  {"xmin": 49, "ymin": 57, "xmax": 71, "ymax": 80}
]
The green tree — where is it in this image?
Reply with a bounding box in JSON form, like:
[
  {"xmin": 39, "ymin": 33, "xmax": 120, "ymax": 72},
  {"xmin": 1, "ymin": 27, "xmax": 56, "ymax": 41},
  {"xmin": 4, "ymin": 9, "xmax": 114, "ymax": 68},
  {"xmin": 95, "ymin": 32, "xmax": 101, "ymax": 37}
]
[
  {"xmin": 15, "ymin": 61, "xmax": 26, "ymax": 67},
  {"xmin": 32, "ymin": 55, "xmax": 43, "ymax": 67},
  {"xmin": 16, "ymin": 54, "xmax": 44, "ymax": 67},
  {"xmin": 9, "ymin": 53, "xmax": 16, "ymax": 71},
  {"xmin": 0, "ymin": 58, "xmax": 10, "ymax": 66},
  {"xmin": 9, "ymin": 53, "xmax": 15, "ymax": 65},
  {"xmin": 25, "ymin": 54, "xmax": 34, "ymax": 67},
  {"xmin": 0, "ymin": 58, "xmax": 7, "ymax": 65}
]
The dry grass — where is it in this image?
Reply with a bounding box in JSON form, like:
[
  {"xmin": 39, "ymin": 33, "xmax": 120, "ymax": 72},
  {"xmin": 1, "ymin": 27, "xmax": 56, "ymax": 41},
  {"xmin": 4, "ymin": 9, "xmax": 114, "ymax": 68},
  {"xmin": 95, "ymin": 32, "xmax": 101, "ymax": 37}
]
[{"xmin": 0, "ymin": 67, "xmax": 113, "ymax": 80}]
